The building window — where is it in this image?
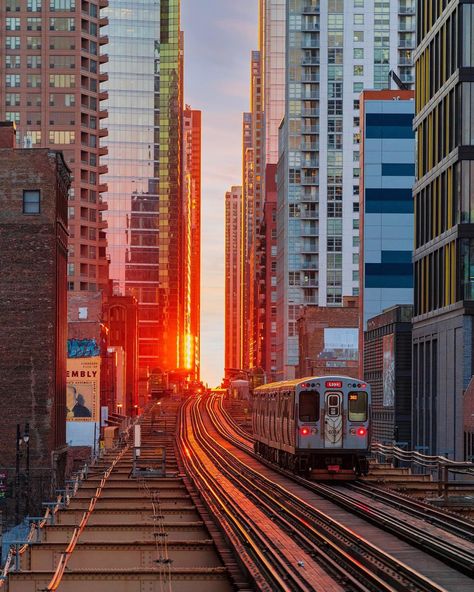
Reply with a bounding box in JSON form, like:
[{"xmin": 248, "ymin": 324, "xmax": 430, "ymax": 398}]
[
  {"xmin": 28, "ymin": 0, "xmax": 42, "ymax": 10},
  {"xmin": 6, "ymin": 112, "xmax": 20, "ymax": 124},
  {"xmin": 353, "ymin": 65, "xmax": 364, "ymax": 76},
  {"xmin": 354, "ymin": 48, "xmax": 364, "ymax": 59},
  {"xmin": 50, "ymin": 0, "xmax": 76, "ymax": 9},
  {"xmin": 6, "ymin": 17, "xmax": 21, "ymax": 31},
  {"xmin": 6, "ymin": 93, "xmax": 20, "ymax": 106},
  {"xmin": 49, "ymin": 18, "xmax": 75, "ymax": 31},
  {"xmin": 6, "ymin": 55, "xmax": 20, "ymax": 68},
  {"xmin": 353, "ymin": 31, "xmax": 364, "ymax": 42},
  {"xmin": 23, "ymin": 190, "xmax": 40, "ymax": 214},
  {"xmin": 6, "ymin": 36, "xmax": 20, "ymax": 49},
  {"xmin": 6, "ymin": 74, "xmax": 20, "ymax": 88}
]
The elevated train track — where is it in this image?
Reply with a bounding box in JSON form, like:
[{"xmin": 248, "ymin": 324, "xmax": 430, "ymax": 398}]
[{"xmin": 203, "ymin": 393, "xmax": 474, "ymax": 591}]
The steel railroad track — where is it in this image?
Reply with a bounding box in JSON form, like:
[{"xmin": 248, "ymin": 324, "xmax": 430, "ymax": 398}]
[
  {"xmin": 187, "ymin": 396, "xmax": 457, "ymax": 592},
  {"xmin": 209, "ymin": 394, "xmax": 474, "ymax": 582}
]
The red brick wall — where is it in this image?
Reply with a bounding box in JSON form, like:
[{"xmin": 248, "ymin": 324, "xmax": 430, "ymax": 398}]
[
  {"xmin": 297, "ymin": 297, "xmax": 360, "ymax": 379},
  {"xmin": 0, "ymin": 148, "xmax": 69, "ymax": 472}
]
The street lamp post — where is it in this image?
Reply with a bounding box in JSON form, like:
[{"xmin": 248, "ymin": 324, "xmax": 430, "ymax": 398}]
[
  {"xmin": 23, "ymin": 423, "xmax": 30, "ymax": 518},
  {"xmin": 15, "ymin": 424, "xmax": 21, "ymax": 524}
]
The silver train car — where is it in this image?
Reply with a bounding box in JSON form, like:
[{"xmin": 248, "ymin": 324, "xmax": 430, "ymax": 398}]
[{"xmin": 252, "ymin": 376, "xmax": 370, "ymax": 479}]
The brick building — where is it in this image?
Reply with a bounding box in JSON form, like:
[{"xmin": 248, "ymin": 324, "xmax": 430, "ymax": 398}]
[
  {"xmin": 364, "ymin": 305, "xmax": 413, "ymax": 446},
  {"xmin": 0, "ymin": 123, "xmax": 70, "ymax": 494},
  {"xmin": 297, "ymin": 297, "xmax": 359, "ymax": 379},
  {"xmin": 0, "ymin": 0, "xmax": 109, "ymax": 294}
]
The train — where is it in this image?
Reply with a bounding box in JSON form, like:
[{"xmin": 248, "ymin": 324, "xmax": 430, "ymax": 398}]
[{"xmin": 252, "ymin": 375, "xmax": 370, "ymax": 480}]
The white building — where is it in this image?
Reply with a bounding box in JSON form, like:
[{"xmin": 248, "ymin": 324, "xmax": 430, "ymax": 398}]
[{"xmin": 276, "ymin": 0, "xmax": 415, "ymax": 379}]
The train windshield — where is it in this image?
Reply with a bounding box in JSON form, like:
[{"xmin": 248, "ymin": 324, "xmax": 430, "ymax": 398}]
[
  {"xmin": 299, "ymin": 390, "xmax": 320, "ymax": 422},
  {"xmin": 348, "ymin": 392, "xmax": 368, "ymax": 422}
]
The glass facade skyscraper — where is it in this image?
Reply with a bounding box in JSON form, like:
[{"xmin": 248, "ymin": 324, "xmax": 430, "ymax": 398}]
[
  {"xmin": 158, "ymin": 0, "xmax": 182, "ymax": 372},
  {"xmin": 103, "ymin": 0, "xmax": 183, "ymax": 374},
  {"xmin": 102, "ymin": 0, "xmax": 161, "ymax": 372}
]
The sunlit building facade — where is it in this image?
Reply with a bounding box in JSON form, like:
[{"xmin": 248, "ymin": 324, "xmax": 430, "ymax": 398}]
[
  {"xmin": 1, "ymin": 0, "xmax": 109, "ymax": 293},
  {"xmin": 102, "ymin": 0, "xmax": 161, "ymax": 373},
  {"xmin": 413, "ymin": 0, "xmax": 474, "ymax": 459},
  {"xmin": 276, "ymin": 0, "xmax": 415, "ymax": 379},
  {"xmin": 182, "ymin": 106, "xmax": 201, "ymax": 381},
  {"xmin": 225, "ymin": 186, "xmax": 243, "ymax": 377},
  {"xmin": 158, "ymin": 0, "xmax": 183, "ymax": 372}
]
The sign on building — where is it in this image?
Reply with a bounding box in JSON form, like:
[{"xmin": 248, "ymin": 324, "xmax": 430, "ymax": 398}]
[{"xmin": 66, "ymin": 357, "xmax": 100, "ymax": 422}]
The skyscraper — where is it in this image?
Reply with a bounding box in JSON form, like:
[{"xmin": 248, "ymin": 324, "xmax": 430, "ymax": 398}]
[
  {"xmin": 276, "ymin": 0, "xmax": 415, "ymax": 379},
  {"xmin": 182, "ymin": 106, "xmax": 201, "ymax": 382},
  {"xmin": 158, "ymin": 0, "xmax": 183, "ymax": 372},
  {"xmin": 225, "ymin": 186, "xmax": 243, "ymax": 377},
  {"xmin": 102, "ymin": 0, "xmax": 161, "ymax": 375},
  {"xmin": 413, "ymin": 0, "xmax": 474, "ymax": 459},
  {"xmin": 1, "ymin": 0, "xmax": 109, "ymax": 294}
]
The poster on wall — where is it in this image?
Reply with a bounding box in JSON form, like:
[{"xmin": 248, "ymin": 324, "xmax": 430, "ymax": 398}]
[
  {"xmin": 66, "ymin": 357, "xmax": 100, "ymax": 422},
  {"xmin": 382, "ymin": 334, "xmax": 395, "ymax": 407}
]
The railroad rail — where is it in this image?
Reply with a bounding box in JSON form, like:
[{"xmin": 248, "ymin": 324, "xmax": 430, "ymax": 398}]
[
  {"xmin": 186, "ymin": 395, "xmax": 468, "ymax": 592},
  {"xmin": 2, "ymin": 400, "xmax": 243, "ymax": 592},
  {"xmin": 207, "ymin": 394, "xmax": 474, "ymax": 588}
]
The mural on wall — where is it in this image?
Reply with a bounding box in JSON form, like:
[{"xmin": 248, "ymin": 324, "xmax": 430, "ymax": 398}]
[
  {"xmin": 66, "ymin": 357, "xmax": 101, "ymax": 422},
  {"xmin": 68, "ymin": 339, "xmax": 100, "ymax": 359},
  {"xmin": 383, "ymin": 334, "xmax": 395, "ymax": 407}
]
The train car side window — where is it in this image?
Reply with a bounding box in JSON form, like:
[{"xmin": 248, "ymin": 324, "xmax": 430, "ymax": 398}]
[
  {"xmin": 348, "ymin": 392, "xmax": 368, "ymax": 422},
  {"xmin": 299, "ymin": 390, "xmax": 320, "ymax": 422}
]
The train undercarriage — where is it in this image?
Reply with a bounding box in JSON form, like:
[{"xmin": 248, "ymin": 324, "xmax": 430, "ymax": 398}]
[{"xmin": 254, "ymin": 440, "xmax": 369, "ymax": 480}]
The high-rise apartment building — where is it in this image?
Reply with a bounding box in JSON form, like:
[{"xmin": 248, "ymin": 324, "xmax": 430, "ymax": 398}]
[
  {"xmin": 241, "ymin": 112, "xmax": 253, "ymax": 370},
  {"xmin": 182, "ymin": 106, "xmax": 201, "ymax": 381},
  {"xmin": 101, "ymin": 0, "xmax": 160, "ymax": 375},
  {"xmin": 413, "ymin": 0, "xmax": 474, "ymax": 459},
  {"xmin": 1, "ymin": 0, "xmax": 109, "ymax": 294},
  {"xmin": 225, "ymin": 186, "xmax": 243, "ymax": 377},
  {"xmin": 276, "ymin": 0, "xmax": 415, "ymax": 379}
]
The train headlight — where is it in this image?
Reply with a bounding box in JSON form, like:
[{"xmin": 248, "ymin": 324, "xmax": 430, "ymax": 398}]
[
  {"xmin": 300, "ymin": 427, "xmax": 310, "ymax": 436},
  {"xmin": 357, "ymin": 427, "xmax": 367, "ymax": 437}
]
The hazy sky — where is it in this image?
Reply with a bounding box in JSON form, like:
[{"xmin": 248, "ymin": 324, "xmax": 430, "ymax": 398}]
[{"xmin": 182, "ymin": 1, "xmax": 258, "ymax": 386}]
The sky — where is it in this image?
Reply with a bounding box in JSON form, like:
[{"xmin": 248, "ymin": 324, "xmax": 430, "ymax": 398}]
[{"xmin": 182, "ymin": 1, "xmax": 258, "ymax": 387}]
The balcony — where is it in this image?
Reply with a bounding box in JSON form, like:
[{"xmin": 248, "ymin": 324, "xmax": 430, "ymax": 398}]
[
  {"xmin": 301, "ymin": 23, "xmax": 320, "ymax": 32},
  {"xmin": 98, "ymin": 198, "xmax": 108, "ymax": 211},
  {"xmin": 99, "ymin": 72, "xmax": 109, "ymax": 83},
  {"xmin": 302, "ymin": 92, "xmax": 320, "ymax": 100},
  {"xmin": 301, "ymin": 175, "xmax": 318, "ymax": 186},
  {"xmin": 99, "ymin": 109, "xmax": 108, "ymax": 119},
  {"xmin": 301, "ymin": 3, "xmax": 320, "ymax": 14},
  {"xmin": 302, "ymin": 56, "xmax": 320, "ymax": 66},
  {"xmin": 398, "ymin": 38, "xmax": 416, "ymax": 48},
  {"xmin": 398, "ymin": 5, "xmax": 415, "ymax": 14},
  {"xmin": 99, "ymin": 90, "xmax": 109, "ymax": 101},
  {"xmin": 301, "ymin": 74, "xmax": 320, "ymax": 83},
  {"xmin": 302, "ymin": 159, "xmax": 319, "ymax": 168},
  {"xmin": 99, "ymin": 53, "xmax": 109, "ymax": 64},
  {"xmin": 98, "ymin": 164, "xmax": 108, "ymax": 175},
  {"xmin": 399, "ymin": 21, "xmax": 416, "ymax": 32},
  {"xmin": 99, "ymin": 17, "xmax": 109, "ymax": 28},
  {"xmin": 98, "ymin": 181, "xmax": 108, "ymax": 192},
  {"xmin": 99, "ymin": 0, "xmax": 109, "ymax": 7},
  {"xmin": 301, "ymin": 142, "xmax": 319, "ymax": 151},
  {"xmin": 99, "ymin": 35, "xmax": 108, "ymax": 46},
  {"xmin": 302, "ymin": 125, "xmax": 320, "ymax": 134},
  {"xmin": 98, "ymin": 127, "xmax": 108, "ymax": 138},
  {"xmin": 301, "ymin": 40, "xmax": 319, "ymax": 49},
  {"xmin": 302, "ymin": 109, "xmax": 319, "ymax": 117}
]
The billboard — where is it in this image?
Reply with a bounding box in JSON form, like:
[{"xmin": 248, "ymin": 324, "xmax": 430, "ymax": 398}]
[
  {"xmin": 382, "ymin": 334, "xmax": 395, "ymax": 407},
  {"xmin": 66, "ymin": 357, "xmax": 100, "ymax": 422},
  {"xmin": 320, "ymin": 328, "xmax": 359, "ymax": 367}
]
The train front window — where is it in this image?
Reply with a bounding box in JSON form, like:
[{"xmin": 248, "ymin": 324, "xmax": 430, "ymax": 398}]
[
  {"xmin": 299, "ymin": 390, "xmax": 320, "ymax": 422},
  {"xmin": 349, "ymin": 392, "xmax": 368, "ymax": 422}
]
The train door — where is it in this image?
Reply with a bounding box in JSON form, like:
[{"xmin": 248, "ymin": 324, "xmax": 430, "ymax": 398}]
[{"xmin": 324, "ymin": 391, "xmax": 343, "ymax": 448}]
